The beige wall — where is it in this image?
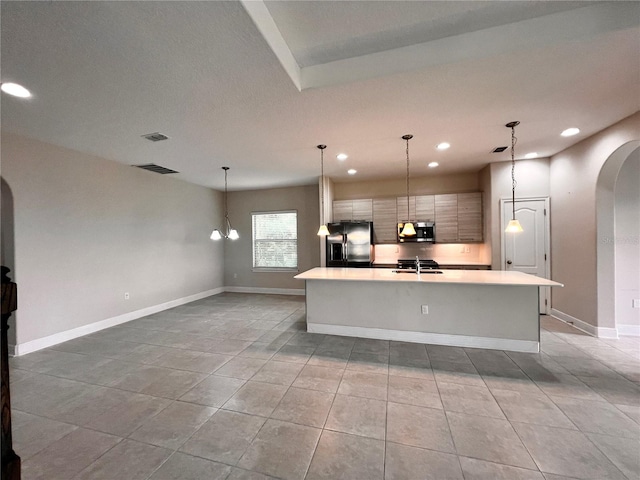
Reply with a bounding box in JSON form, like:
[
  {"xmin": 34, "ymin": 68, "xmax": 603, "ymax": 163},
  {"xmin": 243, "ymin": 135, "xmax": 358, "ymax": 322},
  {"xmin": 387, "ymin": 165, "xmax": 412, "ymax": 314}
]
[
  {"xmin": 478, "ymin": 165, "xmax": 492, "ymax": 265},
  {"xmin": 488, "ymin": 158, "xmax": 551, "ymax": 269},
  {"xmin": 614, "ymin": 149, "xmax": 640, "ymax": 328},
  {"xmin": 223, "ymin": 184, "xmax": 320, "ymax": 291},
  {"xmin": 1, "ymin": 133, "xmax": 224, "ymax": 347},
  {"xmin": 550, "ymin": 112, "xmax": 640, "ymax": 330},
  {"xmin": 333, "ymin": 172, "xmax": 479, "ymax": 199}
]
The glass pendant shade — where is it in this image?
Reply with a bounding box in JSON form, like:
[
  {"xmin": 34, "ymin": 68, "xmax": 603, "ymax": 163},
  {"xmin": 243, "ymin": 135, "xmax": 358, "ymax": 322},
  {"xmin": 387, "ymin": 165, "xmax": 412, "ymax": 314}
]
[
  {"xmin": 400, "ymin": 222, "xmax": 416, "ymax": 236},
  {"xmin": 317, "ymin": 224, "xmax": 330, "ymax": 236},
  {"xmin": 228, "ymin": 228, "xmax": 239, "ymax": 240},
  {"xmin": 210, "ymin": 229, "xmax": 222, "ymax": 240},
  {"xmin": 505, "ymin": 219, "xmax": 524, "ymax": 233}
]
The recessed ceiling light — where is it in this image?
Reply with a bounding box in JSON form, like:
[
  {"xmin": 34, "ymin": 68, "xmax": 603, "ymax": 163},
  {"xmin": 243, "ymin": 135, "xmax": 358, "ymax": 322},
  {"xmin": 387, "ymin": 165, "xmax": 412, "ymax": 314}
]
[
  {"xmin": 524, "ymin": 152, "xmax": 538, "ymax": 159},
  {"xmin": 436, "ymin": 142, "xmax": 450, "ymax": 150},
  {"xmin": 347, "ymin": 169, "xmax": 357, "ymax": 175},
  {"xmin": 337, "ymin": 153, "xmax": 348, "ymax": 161},
  {"xmin": 561, "ymin": 127, "xmax": 580, "ymax": 137},
  {"xmin": 428, "ymin": 162, "xmax": 439, "ymax": 168},
  {"xmin": 1, "ymin": 82, "xmax": 31, "ymax": 98}
]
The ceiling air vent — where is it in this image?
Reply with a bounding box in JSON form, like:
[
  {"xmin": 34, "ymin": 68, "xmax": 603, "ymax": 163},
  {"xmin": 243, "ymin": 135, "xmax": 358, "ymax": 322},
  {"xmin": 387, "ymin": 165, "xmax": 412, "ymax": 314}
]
[
  {"xmin": 133, "ymin": 163, "xmax": 178, "ymax": 175},
  {"xmin": 141, "ymin": 132, "xmax": 169, "ymax": 142},
  {"xmin": 492, "ymin": 146, "xmax": 508, "ymax": 153}
]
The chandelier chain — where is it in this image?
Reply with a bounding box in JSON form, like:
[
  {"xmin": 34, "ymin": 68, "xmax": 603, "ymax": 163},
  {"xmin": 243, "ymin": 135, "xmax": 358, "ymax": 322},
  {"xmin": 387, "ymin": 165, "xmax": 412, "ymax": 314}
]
[
  {"xmin": 224, "ymin": 167, "xmax": 228, "ymax": 224},
  {"xmin": 506, "ymin": 121, "xmax": 520, "ymax": 222}
]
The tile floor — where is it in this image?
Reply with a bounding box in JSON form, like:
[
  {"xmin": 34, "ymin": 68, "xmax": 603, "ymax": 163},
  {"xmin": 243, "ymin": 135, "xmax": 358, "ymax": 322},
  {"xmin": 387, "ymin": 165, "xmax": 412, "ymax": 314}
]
[{"xmin": 8, "ymin": 292, "xmax": 640, "ymax": 480}]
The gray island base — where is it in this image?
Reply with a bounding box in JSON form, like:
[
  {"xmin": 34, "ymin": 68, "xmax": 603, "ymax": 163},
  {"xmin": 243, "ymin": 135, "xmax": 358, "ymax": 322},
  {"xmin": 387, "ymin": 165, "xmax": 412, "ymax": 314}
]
[{"xmin": 295, "ymin": 268, "xmax": 563, "ymax": 353}]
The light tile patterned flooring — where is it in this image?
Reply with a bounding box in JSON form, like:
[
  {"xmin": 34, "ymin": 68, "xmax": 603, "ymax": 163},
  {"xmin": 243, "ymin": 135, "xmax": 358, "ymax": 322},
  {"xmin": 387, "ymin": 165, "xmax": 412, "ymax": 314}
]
[{"xmin": 9, "ymin": 293, "xmax": 640, "ymax": 480}]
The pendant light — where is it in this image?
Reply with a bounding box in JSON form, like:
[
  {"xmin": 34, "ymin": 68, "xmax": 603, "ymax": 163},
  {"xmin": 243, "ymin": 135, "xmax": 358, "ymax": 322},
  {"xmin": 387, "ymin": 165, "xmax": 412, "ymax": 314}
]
[
  {"xmin": 210, "ymin": 167, "xmax": 239, "ymax": 240},
  {"xmin": 399, "ymin": 134, "xmax": 416, "ymax": 237},
  {"xmin": 317, "ymin": 144, "xmax": 330, "ymax": 236},
  {"xmin": 505, "ymin": 121, "xmax": 524, "ymax": 233}
]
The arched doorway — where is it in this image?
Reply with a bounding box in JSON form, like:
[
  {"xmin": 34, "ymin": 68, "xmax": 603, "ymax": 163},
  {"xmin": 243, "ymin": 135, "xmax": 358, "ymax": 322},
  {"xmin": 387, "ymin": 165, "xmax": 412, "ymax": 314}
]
[{"xmin": 596, "ymin": 141, "xmax": 640, "ymax": 335}]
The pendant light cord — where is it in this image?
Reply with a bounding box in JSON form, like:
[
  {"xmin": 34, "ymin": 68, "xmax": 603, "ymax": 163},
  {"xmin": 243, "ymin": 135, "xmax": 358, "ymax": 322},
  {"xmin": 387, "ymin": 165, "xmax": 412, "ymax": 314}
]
[
  {"xmin": 402, "ymin": 134, "xmax": 413, "ymax": 222},
  {"xmin": 317, "ymin": 145, "xmax": 327, "ymax": 227},
  {"xmin": 406, "ymin": 137, "xmax": 410, "ymax": 220},
  {"xmin": 225, "ymin": 168, "xmax": 228, "ymax": 227},
  {"xmin": 510, "ymin": 126, "xmax": 518, "ymax": 219},
  {"xmin": 320, "ymin": 147, "xmax": 324, "ymax": 224}
]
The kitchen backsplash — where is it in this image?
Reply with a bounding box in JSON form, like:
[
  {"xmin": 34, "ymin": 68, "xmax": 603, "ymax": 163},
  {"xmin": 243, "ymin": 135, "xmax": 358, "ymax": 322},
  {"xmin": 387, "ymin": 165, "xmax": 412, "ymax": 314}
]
[{"xmin": 374, "ymin": 243, "xmax": 489, "ymax": 265}]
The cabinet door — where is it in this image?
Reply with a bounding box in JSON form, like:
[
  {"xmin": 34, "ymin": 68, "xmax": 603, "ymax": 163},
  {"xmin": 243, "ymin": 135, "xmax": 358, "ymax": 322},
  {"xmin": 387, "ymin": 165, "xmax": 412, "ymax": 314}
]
[
  {"xmin": 396, "ymin": 196, "xmax": 416, "ymax": 222},
  {"xmin": 373, "ymin": 198, "xmax": 397, "ymax": 244},
  {"xmin": 352, "ymin": 199, "xmax": 373, "ymax": 221},
  {"xmin": 457, "ymin": 192, "xmax": 483, "ymax": 242},
  {"xmin": 435, "ymin": 194, "xmax": 458, "ymax": 243},
  {"xmin": 333, "ymin": 200, "xmax": 353, "ymax": 222},
  {"xmin": 415, "ymin": 195, "xmax": 435, "ymax": 221}
]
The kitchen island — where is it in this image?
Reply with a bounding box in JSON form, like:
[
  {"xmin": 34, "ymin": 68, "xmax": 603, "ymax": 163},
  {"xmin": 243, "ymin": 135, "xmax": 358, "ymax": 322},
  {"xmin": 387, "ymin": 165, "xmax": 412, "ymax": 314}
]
[{"xmin": 294, "ymin": 267, "xmax": 563, "ymax": 353}]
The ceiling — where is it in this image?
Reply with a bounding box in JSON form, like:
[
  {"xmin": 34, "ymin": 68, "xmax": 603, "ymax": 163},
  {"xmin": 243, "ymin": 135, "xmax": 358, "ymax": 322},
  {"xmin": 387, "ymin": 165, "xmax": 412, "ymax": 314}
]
[{"xmin": 1, "ymin": 1, "xmax": 639, "ymax": 191}]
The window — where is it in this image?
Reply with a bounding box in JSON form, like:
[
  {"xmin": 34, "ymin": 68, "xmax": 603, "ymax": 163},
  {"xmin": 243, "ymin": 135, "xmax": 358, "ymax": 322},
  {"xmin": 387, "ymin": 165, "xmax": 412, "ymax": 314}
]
[{"xmin": 252, "ymin": 211, "xmax": 298, "ymax": 271}]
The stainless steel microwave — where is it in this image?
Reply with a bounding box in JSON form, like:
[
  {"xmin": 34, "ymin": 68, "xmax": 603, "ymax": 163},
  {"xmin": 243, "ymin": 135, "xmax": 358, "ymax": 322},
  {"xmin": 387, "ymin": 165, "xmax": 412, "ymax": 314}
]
[{"xmin": 397, "ymin": 221, "xmax": 435, "ymax": 243}]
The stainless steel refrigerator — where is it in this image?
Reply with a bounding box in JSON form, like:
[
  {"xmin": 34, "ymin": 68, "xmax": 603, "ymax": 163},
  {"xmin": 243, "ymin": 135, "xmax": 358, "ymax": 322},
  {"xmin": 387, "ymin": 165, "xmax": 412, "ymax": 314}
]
[{"xmin": 326, "ymin": 221, "xmax": 374, "ymax": 267}]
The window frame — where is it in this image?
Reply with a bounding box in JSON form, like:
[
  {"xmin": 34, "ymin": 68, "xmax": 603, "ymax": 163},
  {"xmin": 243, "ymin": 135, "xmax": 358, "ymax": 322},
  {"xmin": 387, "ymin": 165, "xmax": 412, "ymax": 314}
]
[{"xmin": 251, "ymin": 210, "xmax": 299, "ymax": 272}]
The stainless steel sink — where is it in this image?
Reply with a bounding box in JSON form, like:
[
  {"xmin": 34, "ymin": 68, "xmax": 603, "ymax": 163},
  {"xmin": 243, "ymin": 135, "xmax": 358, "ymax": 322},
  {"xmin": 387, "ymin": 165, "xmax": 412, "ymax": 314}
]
[{"xmin": 391, "ymin": 269, "xmax": 443, "ymax": 274}]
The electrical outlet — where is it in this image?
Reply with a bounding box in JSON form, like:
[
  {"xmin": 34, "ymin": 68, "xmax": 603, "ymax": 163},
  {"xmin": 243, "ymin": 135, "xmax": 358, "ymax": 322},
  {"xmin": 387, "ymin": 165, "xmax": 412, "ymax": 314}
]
[
  {"xmin": 465, "ymin": 246, "xmax": 470, "ymax": 253},
  {"xmin": 421, "ymin": 305, "xmax": 429, "ymax": 315},
  {"xmin": 633, "ymin": 299, "xmax": 640, "ymax": 308},
  {"xmin": 124, "ymin": 292, "xmax": 130, "ymax": 300}
]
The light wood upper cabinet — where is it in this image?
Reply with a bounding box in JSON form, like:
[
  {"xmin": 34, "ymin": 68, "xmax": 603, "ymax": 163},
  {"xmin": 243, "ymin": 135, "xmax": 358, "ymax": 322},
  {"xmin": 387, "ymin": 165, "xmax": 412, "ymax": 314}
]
[
  {"xmin": 372, "ymin": 198, "xmax": 397, "ymax": 244},
  {"xmin": 333, "ymin": 199, "xmax": 373, "ymax": 222},
  {"xmin": 352, "ymin": 199, "xmax": 373, "ymax": 221},
  {"xmin": 396, "ymin": 196, "xmax": 416, "ymax": 222},
  {"xmin": 335, "ymin": 192, "xmax": 482, "ymax": 244},
  {"xmin": 396, "ymin": 195, "xmax": 435, "ymax": 222},
  {"xmin": 435, "ymin": 194, "xmax": 458, "ymax": 243},
  {"xmin": 415, "ymin": 195, "xmax": 435, "ymax": 221},
  {"xmin": 435, "ymin": 192, "xmax": 483, "ymax": 243},
  {"xmin": 332, "ymin": 200, "xmax": 353, "ymax": 222},
  {"xmin": 457, "ymin": 192, "xmax": 483, "ymax": 242}
]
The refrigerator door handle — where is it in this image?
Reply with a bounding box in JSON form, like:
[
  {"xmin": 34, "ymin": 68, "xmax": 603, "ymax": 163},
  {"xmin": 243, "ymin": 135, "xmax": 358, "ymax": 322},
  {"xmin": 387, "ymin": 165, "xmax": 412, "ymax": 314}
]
[{"xmin": 343, "ymin": 238, "xmax": 348, "ymax": 264}]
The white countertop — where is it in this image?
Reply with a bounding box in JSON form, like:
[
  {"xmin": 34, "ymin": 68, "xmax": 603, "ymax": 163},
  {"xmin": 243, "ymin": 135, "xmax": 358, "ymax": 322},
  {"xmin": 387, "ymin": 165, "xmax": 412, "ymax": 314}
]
[
  {"xmin": 435, "ymin": 261, "xmax": 491, "ymax": 266},
  {"xmin": 295, "ymin": 267, "xmax": 563, "ymax": 287}
]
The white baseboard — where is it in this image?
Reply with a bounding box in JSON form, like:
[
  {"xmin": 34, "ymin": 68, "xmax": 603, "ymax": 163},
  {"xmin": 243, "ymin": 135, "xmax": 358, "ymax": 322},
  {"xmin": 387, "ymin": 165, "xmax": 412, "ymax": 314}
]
[
  {"xmin": 224, "ymin": 286, "xmax": 305, "ymax": 296},
  {"xmin": 12, "ymin": 288, "xmax": 225, "ymax": 356},
  {"xmin": 550, "ymin": 308, "xmax": 619, "ymax": 339},
  {"xmin": 307, "ymin": 323, "xmax": 539, "ymax": 353},
  {"xmin": 617, "ymin": 324, "xmax": 640, "ymax": 336}
]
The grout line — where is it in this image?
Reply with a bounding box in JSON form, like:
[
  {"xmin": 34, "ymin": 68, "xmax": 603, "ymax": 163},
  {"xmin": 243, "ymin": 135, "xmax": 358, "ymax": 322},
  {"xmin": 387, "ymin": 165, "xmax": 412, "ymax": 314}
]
[{"xmin": 12, "ymin": 296, "xmax": 639, "ymax": 480}]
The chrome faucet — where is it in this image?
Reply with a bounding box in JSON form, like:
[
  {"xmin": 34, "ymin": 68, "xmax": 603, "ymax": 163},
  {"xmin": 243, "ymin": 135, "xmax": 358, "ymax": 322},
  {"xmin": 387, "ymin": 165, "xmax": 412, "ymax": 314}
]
[{"xmin": 415, "ymin": 256, "xmax": 421, "ymax": 275}]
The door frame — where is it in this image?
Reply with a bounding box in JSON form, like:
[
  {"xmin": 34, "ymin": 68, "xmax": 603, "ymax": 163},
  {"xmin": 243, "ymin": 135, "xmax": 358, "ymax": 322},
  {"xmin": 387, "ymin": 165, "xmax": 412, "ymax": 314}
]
[{"xmin": 500, "ymin": 196, "xmax": 551, "ymax": 314}]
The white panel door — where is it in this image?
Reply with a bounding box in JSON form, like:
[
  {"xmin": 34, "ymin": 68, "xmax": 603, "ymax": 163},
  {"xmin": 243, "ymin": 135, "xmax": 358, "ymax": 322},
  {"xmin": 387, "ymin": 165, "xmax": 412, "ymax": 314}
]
[{"xmin": 503, "ymin": 199, "xmax": 549, "ymax": 313}]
